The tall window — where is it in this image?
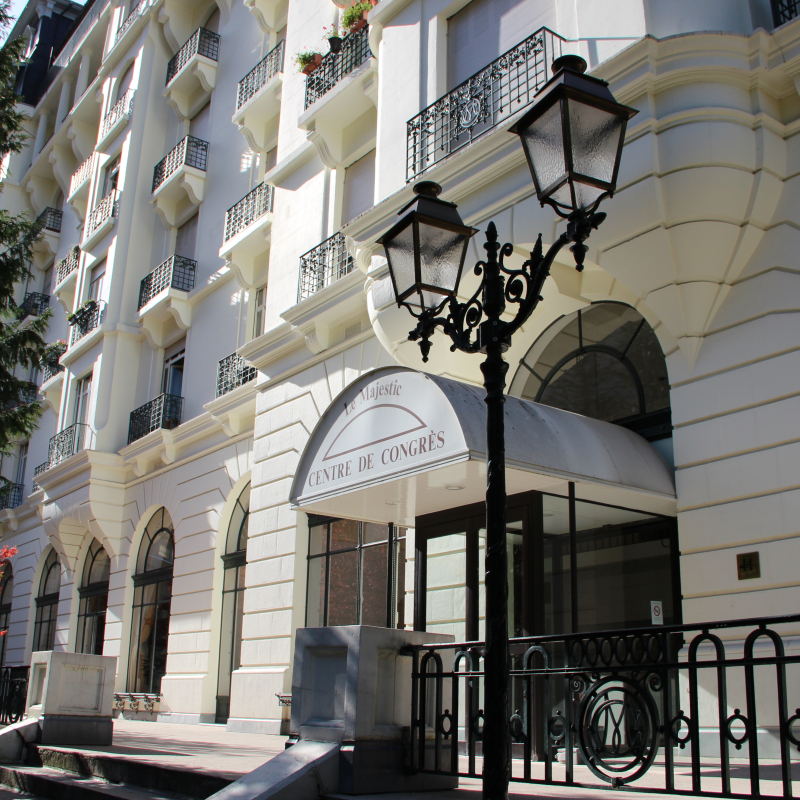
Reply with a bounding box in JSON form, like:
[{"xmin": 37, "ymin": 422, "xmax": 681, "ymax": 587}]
[
  {"xmin": 253, "ymin": 286, "xmax": 266, "ymax": 338},
  {"xmin": 162, "ymin": 341, "xmax": 185, "ymax": 397},
  {"xmin": 215, "ymin": 482, "xmax": 249, "ymax": 723},
  {"xmin": 76, "ymin": 540, "xmax": 110, "ymax": 655},
  {"xmin": 15, "ymin": 443, "xmax": 27, "ymax": 491},
  {"xmin": 103, "ymin": 157, "xmax": 120, "ymax": 198},
  {"xmin": 33, "ymin": 549, "xmax": 61, "ymax": 651},
  {"xmin": 0, "ymin": 566, "xmax": 13, "ymax": 666},
  {"xmin": 128, "ymin": 508, "xmax": 174, "ymax": 694},
  {"xmin": 306, "ymin": 518, "xmax": 406, "ymax": 628},
  {"xmin": 89, "ymin": 260, "xmax": 105, "ymax": 302}
]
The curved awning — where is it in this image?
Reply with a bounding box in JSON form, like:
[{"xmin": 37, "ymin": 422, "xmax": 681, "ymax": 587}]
[{"xmin": 291, "ymin": 367, "xmax": 676, "ymax": 525}]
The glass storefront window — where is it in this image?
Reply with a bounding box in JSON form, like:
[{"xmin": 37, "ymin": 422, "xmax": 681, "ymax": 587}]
[
  {"xmin": 33, "ymin": 549, "xmax": 61, "ymax": 651},
  {"xmin": 76, "ymin": 539, "xmax": 110, "ymax": 655}
]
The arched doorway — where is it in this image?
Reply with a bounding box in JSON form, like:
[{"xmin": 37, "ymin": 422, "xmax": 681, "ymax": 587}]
[
  {"xmin": 33, "ymin": 549, "xmax": 60, "ymax": 652},
  {"xmin": 76, "ymin": 540, "xmax": 110, "ymax": 655}
]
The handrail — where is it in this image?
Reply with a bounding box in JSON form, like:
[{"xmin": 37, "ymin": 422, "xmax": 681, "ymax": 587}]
[
  {"xmin": 217, "ymin": 352, "xmax": 256, "ymax": 397},
  {"xmin": 305, "ymin": 25, "xmax": 371, "ymax": 109},
  {"xmin": 224, "ymin": 182, "xmax": 273, "ymax": 242},
  {"xmin": 237, "ymin": 39, "xmax": 285, "ymax": 109},
  {"xmin": 101, "ymin": 89, "xmax": 135, "ymax": 138},
  {"xmin": 166, "ymin": 27, "xmax": 220, "ymax": 85},
  {"xmin": 56, "ymin": 246, "xmax": 81, "ymax": 286},
  {"xmin": 297, "ymin": 231, "xmax": 353, "ymax": 301},
  {"xmin": 152, "ymin": 136, "xmax": 208, "ymax": 192},
  {"xmin": 128, "ymin": 393, "xmax": 183, "ymax": 443},
  {"xmin": 138, "ymin": 255, "xmax": 197, "ymax": 309},
  {"xmin": 115, "ymin": 0, "xmax": 141, "ymax": 43}
]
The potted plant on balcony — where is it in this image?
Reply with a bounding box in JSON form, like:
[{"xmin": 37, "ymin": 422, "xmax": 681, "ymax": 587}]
[
  {"xmin": 342, "ymin": 0, "xmax": 371, "ymax": 32},
  {"xmin": 67, "ymin": 299, "xmax": 98, "ymax": 328},
  {"xmin": 324, "ymin": 25, "xmax": 342, "ymax": 53},
  {"xmin": 43, "ymin": 340, "xmax": 67, "ymax": 363},
  {"xmin": 295, "ymin": 50, "xmax": 324, "ymax": 75}
]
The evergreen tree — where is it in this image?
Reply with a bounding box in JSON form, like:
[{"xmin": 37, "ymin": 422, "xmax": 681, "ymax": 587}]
[{"xmin": 0, "ymin": 0, "xmax": 52, "ymax": 483}]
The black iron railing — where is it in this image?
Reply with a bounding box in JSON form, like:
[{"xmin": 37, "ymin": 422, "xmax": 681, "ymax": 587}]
[
  {"xmin": 85, "ymin": 193, "xmax": 118, "ymax": 238},
  {"xmin": 0, "ymin": 667, "xmax": 28, "ymax": 724},
  {"xmin": 0, "ymin": 484, "xmax": 23, "ymax": 510},
  {"xmin": 35, "ymin": 207, "xmax": 62, "ymax": 233},
  {"xmin": 166, "ymin": 27, "xmax": 220, "ymax": 85},
  {"xmin": 19, "ymin": 292, "xmax": 49, "ymax": 318},
  {"xmin": 305, "ymin": 25, "xmax": 371, "ymax": 109},
  {"xmin": 11, "ymin": 382, "xmax": 37, "ymax": 407},
  {"xmin": 56, "ymin": 246, "xmax": 80, "ymax": 286},
  {"xmin": 138, "ymin": 255, "xmax": 196, "ymax": 309},
  {"xmin": 128, "ymin": 393, "xmax": 183, "ymax": 443},
  {"xmin": 48, "ymin": 422, "xmax": 93, "ymax": 467},
  {"xmin": 31, "ymin": 462, "xmax": 47, "ymax": 492},
  {"xmin": 409, "ymin": 613, "xmax": 800, "ymax": 797},
  {"xmin": 237, "ymin": 39, "xmax": 285, "ymax": 109},
  {"xmin": 69, "ymin": 300, "xmax": 102, "ymax": 345},
  {"xmin": 101, "ymin": 88, "xmax": 135, "ymax": 137},
  {"xmin": 70, "ymin": 154, "xmax": 94, "ymax": 197},
  {"xmin": 224, "ymin": 183, "xmax": 273, "ymax": 242},
  {"xmin": 216, "ymin": 352, "xmax": 256, "ymax": 397},
  {"xmin": 406, "ymin": 27, "xmax": 564, "ymax": 181},
  {"xmin": 298, "ymin": 232, "xmax": 354, "ymax": 302},
  {"xmin": 773, "ymin": 0, "xmax": 800, "ymax": 24},
  {"xmin": 115, "ymin": 0, "xmax": 140, "ymax": 42},
  {"xmin": 42, "ymin": 360, "xmax": 65, "ymax": 383},
  {"xmin": 152, "ymin": 136, "xmax": 208, "ymax": 192}
]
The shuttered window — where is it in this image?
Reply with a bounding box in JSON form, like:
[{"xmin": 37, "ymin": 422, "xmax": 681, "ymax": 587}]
[
  {"xmin": 342, "ymin": 150, "xmax": 376, "ymax": 225},
  {"xmin": 176, "ymin": 213, "xmax": 199, "ymax": 259}
]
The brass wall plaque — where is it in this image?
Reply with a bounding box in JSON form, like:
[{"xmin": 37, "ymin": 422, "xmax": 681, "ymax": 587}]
[{"xmin": 737, "ymin": 551, "xmax": 761, "ymax": 580}]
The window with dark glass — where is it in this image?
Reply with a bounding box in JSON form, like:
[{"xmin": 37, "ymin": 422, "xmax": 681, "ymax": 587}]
[
  {"xmin": 127, "ymin": 508, "xmax": 174, "ymax": 694},
  {"xmin": 76, "ymin": 540, "xmax": 110, "ymax": 655},
  {"xmin": 306, "ymin": 518, "xmax": 406, "ymax": 629},
  {"xmin": 215, "ymin": 482, "xmax": 249, "ymax": 724},
  {"xmin": 33, "ymin": 549, "xmax": 61, "ymax": 652},
  {"xmin": 0, "ymin": 565, "xmax": 13, "ymax": 666}
]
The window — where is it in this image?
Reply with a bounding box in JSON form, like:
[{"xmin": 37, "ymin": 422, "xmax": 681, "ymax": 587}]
[
  {"xmin": 176, "ymin": 214, "xmax": 198, "ymax": 260},
  {"xmin": 306, "ymin": 518, "xmax": 406, "ymax": 628},
  {"xmin": 253, "ymin": 286, "xmax": 266, "ymax": 338},
  {"xmin": 127, "ymin": 508, "xmax": 175, "ymax": 694},
  {"xmin": 216, "ymin": 482, "xmax": 249, "ymax": 723},
  {"xmin": 15, "ymin": 443, "xmax": 27, "ymax": 489},
  {"xmin": 76, "ymin": 540, "xmax": 110, "ymax": 655},
  {"xmin": 74, "ymin": 372, "xmax": 93, "ymax": 425},
  {"xmin": 190, "ymin": 102, "xmax": 211, "ymax": 141},
  {"xmin": 0, "ymin": 565, "xmax": 13, "ymax": 666},
  {"xmin": 33, "ymin": 549, "xmax": 61, "ymax": 652},
  {"xmin": 265, "ymin": 147, "xmax": 277, "ymax": 173},
  {"xmin": 89, "ymin": 260, "xmax": 105, "ymax": 301},
  {"xmin": 162, "ymin": 340, "xmax": 185, "ymax": 397},
  {"xmin": 116, "ymin": 62, "xmax": 134, "ymax": 100},
  {"xmin": 103, "ymin": 156, "xmax": 120, "ymax": 198},
  {"xmin": 342, "ymin": 150, "xmax": 375, "ymax": 225},
  {"xmin": 42, "ymin": 265, "xmax": 53, "ymax": 295}
]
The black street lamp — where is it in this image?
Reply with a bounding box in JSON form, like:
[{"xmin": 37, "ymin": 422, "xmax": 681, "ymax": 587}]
[{"xmin": 378, "ymin": 55, "xmax": 636, "ymax": 800}]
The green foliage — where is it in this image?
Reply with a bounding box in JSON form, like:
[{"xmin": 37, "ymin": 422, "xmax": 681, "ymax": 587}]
[
  {"xmin": 341, "ymin": 1, "xmax": 370, "ymax": 30},
  {"xmin": 294, "ymin": 50, "xmax": 321, "ymax": 70}
]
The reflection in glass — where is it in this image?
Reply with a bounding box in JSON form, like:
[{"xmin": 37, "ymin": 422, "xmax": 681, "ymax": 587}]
[
  {"xmin": 33, "ymin": 549, "xmax": 61, "ymax": 652},
  {"xmin": 77, "ymin": 539, "xmax": 110, "ymax": 655}
]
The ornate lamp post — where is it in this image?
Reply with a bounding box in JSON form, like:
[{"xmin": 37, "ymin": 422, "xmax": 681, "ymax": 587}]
[{"xmin": 378, "ymin": 55, "xmax": 636, "ymax": 800}]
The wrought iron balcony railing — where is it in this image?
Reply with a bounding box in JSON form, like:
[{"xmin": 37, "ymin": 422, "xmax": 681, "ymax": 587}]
[
  {"xmin": 53, "ymin": 0, "xmax": 108, "ymax": 69},
  {"xmin": 0, "ymin": 666, "xmax": 29, "ymax": 725},
  {"xmin": 298, "ymin": 232, "xmax": 354, "ymax": 302},
  {"xmin": 101, "ymin": 88, "xmax": 135, "ymax": 138},
  {"xmin": 406, "ymin": 26, "xmax": 564, "ymax": 181},
  {"xmin": 35, "ymin": 207, "xmax": 62, "ymax": 233},
  {"xmin": 217, "ymin": 352, "xmax": 256, "ymax": 397},
  {"xmin": 85, "ymin": 193, "xmax": 118, "ymax": 237},
  {"xmin": 56, "ymin": 246, "xmax": 80, "ymax": 286},
  {"xmin": 41, "ymin": 360, "xmax": 65, "ymax": 383},
  {"xmin": 138, "ymin": 255, "xmax": 197, "ymax": 309},
  {"xmin": 152, "ymin": 136, "xmax": 208, "ymax": 193},
  {"xmin": 305, "ymin": 25, "xmax": 371, "ymax": 109},
  {"xmin": 31, "ymin": 462, "xmax": 47, "ymax": 492},
  {"xmin": 70, "ymin": 154, "xmax": 94, "ymax": 196},
  {"xmin": 115, "ymin": 0, "xmax": 140, "ymax": 42},
  {"xmin": 224, "ymin": 183, "xmax": 273, "ymax": 242},
  {"xmin": 69, "ymin": 300, "xmax": 103, "ymax": 345},
  {"xmin": 0, "ymin": 483, "xmax": 23, "ymax": 510},
  {"xmin": 19, "ymin": 292, "xmax": 49, "ymax": 318},
  {"xmin": 773, "ymin": 0, "xmax": 800, "ymax": 24},
  {"xmin": 166, "ymin": 27, "xmax": 220, "ymax": 85},
  {"xmin": 237, "ymin": 39, "xmax": 285, "ymax": 109},
  {"xmin": 128, "ymin": 393, "xmax": 183, "ymax": 444},
  {"xmin": 48, "ymin": 422, "xmax": 93, "ymax": 467}
]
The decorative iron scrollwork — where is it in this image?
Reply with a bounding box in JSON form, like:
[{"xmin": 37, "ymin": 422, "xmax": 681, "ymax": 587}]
[
  {"xmin": 786, "ymin": 708, "xmax": 800, "ymax": 751},
  {"xmin": 725, "ymin": 708, "xmax": 749, "ymax": 750},
  {"xmin": 669, "ymin": 710, "xmax": 692, "ymax": 749}
]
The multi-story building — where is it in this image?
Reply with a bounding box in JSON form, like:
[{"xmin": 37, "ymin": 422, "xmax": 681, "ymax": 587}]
[{"xmin": 0, "ymin": 0, "xmax": 799, "ymax": 748}]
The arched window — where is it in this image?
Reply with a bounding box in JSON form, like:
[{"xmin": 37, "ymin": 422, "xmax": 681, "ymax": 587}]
[
  {"xmin": 516, "ymin": 302, "xmax": 671, "ymax": 440},
  {"xmin": 0, "ymin": 566, "xmax": 13, "ymax": 665},
  {"xmin": 215, "ymin": 482, "xmax": 249, "ymax": 723},
  {"xmin": 33, "ymin": 549, "xmax": 60, "ymax": 651},
  {"xmin": 116, "ymin": 62, "xmax": 134, "ymax": 101},
  {"xmin": 76, "ymin": 540, "xmax": 110, "ymax": 655},
  {"xmin": 127, "ymin": 509, "xmax": 174, "ymax": 694}
]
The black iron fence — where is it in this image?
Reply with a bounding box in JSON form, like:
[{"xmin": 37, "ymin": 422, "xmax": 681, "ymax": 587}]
[
  {"xmin": 85, "ymin": 193, "xmax": 118, "ymax": 238},
  {"xmin": 152, "ymin": 136, "xmax": 208, "ymax": 192},
  {"xmin": 773, "ymin": 0, "xmax": 800, "ymax": 25},
  {"xmin": 0, "ymin": 667, "xmax": 28, "ymax": 724},
  {"xmin": 0, "ymin": 484, "xmax": 23, "ymax": 510},
  {"xmin": 298, "ymin": 232, "xmax": 354, "ymax": 301},
  {"xmin": 41, "ymin": 359, "xmax": 64, "ymax": 384},
  {"xmin": 224, "ymin": 182, "xmax": 273, "ymax": 242},
  {"xmin": 56, "ymin": 246, "xmax": 80, "ymax": 286},
  {"xmin": 35, "ymin": 207, "xmax": 62, "ymax": 233},
  {"xmin": 48, "ymin": 422, "xmax": 93, "ymax": 467},
  {"xmin": 115, "ymin": 0, "xmax": 140, "ymax": 42},
  {"xmin": 138, "ymin": 255, "xmax": 196, "ymax": 309},
  {"xmin": 70, "ymin": 154, "xmax": 94, "ymax": 197},
  {"xmin": 69, "ymin": 300, "xmax": 103, "ymax": 345},
  {"xmin": 128, "ymin": 393, "xmax": 183, "ymax": 444},
  {"xmin": 19, "ymin": 292, "xmax": 49, "ymax": 318},
  {"xmin": 237, "ymin": 39, "xmax": 285, "ymax": 109},
  {"xmin": 408, "ymin": 614, "xmax": 800, "ymax": 798},
  {"xmin": 406, "ymin": 27, "xmax": 563, "ymax": 181},
  {"xmin": 305, "ymin": 25, "xmax": 371, "ymax": 109},
  {"xmin": 31, "ymin": 462, "xmax": 47, "ymax": 492},
  {"xmin": 167, "ymin": 27, "xmax": 220, "ymax": 85},
  {"xmin": 101, "ymin": 88, "xmax": 135, "ymax": 137},
  {"xmin": 216, "ymin": 352, "xmax": 256, "ymax": 397}
]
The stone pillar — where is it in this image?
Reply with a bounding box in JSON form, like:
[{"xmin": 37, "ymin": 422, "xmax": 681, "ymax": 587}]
[
  {"xmin": 74, "ymin": 51, "xmax": 92, "ymax": 101},
  {"xmin": 56, "ymin": 80, "xmax": 73, "ymax": 128},
  {"xmin": 33, "ymin": 112, "xmax": 49, "ymax": 155}
]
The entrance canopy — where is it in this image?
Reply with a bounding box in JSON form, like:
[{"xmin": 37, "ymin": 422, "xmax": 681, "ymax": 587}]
[{"xmin": 290, "ymin": 368, "xmax": 676, "ymax": 526}]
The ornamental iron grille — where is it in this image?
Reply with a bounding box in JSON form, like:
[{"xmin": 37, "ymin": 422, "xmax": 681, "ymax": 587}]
[
  {"xmin": 19, "ymin": 292, "xmax": 49, "ymax": 318},
  {"xmin": 304, "ymin": 25, "xmax": 371, "ymax": 109},
  {"xmin": 48, "ymin": 423, "xmax": 93, "ymax": 467},
  {"xmin": 101, "ymin": 88, "xmax": 135, "ymax": 137},
  {"xmin": 42, "ymin": 360, "xmax": 64, "ymax": 383},
  {"xmin": 115, "ymin": 1, "xmax": 140, "ymax": 42},
  {"xmin": 166, "ymin": 27, "xmax": 220, "ymax": 85},
  {"xmin": 32, "ymin": 462, "xmax": 48, "ymax": 492},
  {"xmin": 0, "ymin": 667, "xmax": 28, "ymax": 724},
  {"xmin": 216, "ymin": 352, "xmax": 256, "ymax": 397},
  {"xmin": 0, "ymin": 484, "xmax": 23, "ymax": 510},
  {"xmin": 406, "ymin": 27, "xmax": 564, "ymax": 181},
  {"xmin": 35, "ymin": 207, "xmax": 62, "ymax": 233},
  {"xmin": 13, "ymin": 382, "xmax": 37, "ymax": 406},
  {"xmin": 773, "ymin": 0, "xmax": 800, "ymax": 24},
  {"xmin": 56, "ymin": 246, "xmax": 80, "ymax": 285},
  {"xmin": 138, "ymin": 255, "xmax": 197, "ymax": 309},
  {"xmin": 70, "ymin": 155, "xmax": 95, "ymax": 196},
  {"xmin": 128, "ymin": 393, "xmax": 183, "ymax": 443},
  {"xmin": 69, "ymin": 301, "xmax": 102, "ymax": 345},
  {"xmin": 86, "ymin": 193, "xmax": 118, "ymax": 236},
  {"xmin": 298, "ymin": 232, "xmax": 354, "ymax": 301},
  {"xmin": 408, "ymin": 614, "xmax": 800, "ymax": 797},
  {"xmin": 224, "ymin": 182, "xmax": 273, "ymax": 242},
  {"xmin": 237, "ymin": 39, "xmax": 285, "ymax": 109},
  {"xmin": 152, "ymin": 136, "xmax": 208, "ymax": 192}
]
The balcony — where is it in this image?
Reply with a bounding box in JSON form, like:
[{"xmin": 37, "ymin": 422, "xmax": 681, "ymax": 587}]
[
  {"xmin": 406, "ymin": 27, "xmax": 563, "ymax": 181},
  {"xmin": 217, "ymin": 352, "xmax": 256, "ymax": 397},
  {"xmin": 115, "ymin": 0, "xmax": 141, "ymax": 45},
  {"xmin": 48, "ymin": 422, "xmax": 93, "ymax": 468},
  {"xmin": 32, "ymin": 207, "xmax": 62, "ymax": 258},
  {"xmin": 0, "ymin": 484, "xmax": 23, "ymax": 510},
  {"xmin": 40, "ymin": 354, "xmax": 66, "ymax": 412},
  {"xmin": 773, "ymin": 0, "xmax": 800, "ymax": 25},
  {"xmin": 97, "ymin": 89, "xmax": 135, "ymax": 150},
  {"xmin": 18, "ymin": 292, "xmax": 50, "ymax": 320},
  {"xmin": 41, "ymin": 360, "xmax": 65, "ymax": 384},
  {"xmin": 83, "ymin": 193, "xmax": 118, "ymax": 249},
  {"xmin": 151, "ymin": 136, "xmax": 208, "ymax": 227},
  {"xmin": 68, "ymin": 300, "xmax": 103, "ymax": 346},
  {"xmin": 136, "ymin": 256, "xmax": 195, "ymax": 349},
  {"xmin": 139, "ymin": 254, "xmax": 196, "ymax": 309},
  {"xmin": 305, "ymin": 26, "xmax": 371, "ymax": 109},
  {"xmin": 128, "ymin": 394, "xmax": 183, "ymax": 444},
  {"xmin": 68, "ymin": 154, "xmax": 96, "ymax": 221},
  {"xmin": 31, "ymin": 463, "xmax": 47, "ymax": 493},
  {"xmin": 35, "ymin": 207, "xmax": 62, "ymax": 233},
  {"xmin": 164, "ymin": 28, "xmax": 220, "ymax": 119},
  {"xmin": 219, "ymin": 183, "xmax": 273, "ymax": 287},
  {"xmin": 298, "ymin": 232, "xmax": 354, "ymax": 302},
  {"xmin": 232, "ymin": 40, "xmax": 284, "ymax": 151},
  {"xmin": 53, "ymin": 246, "xmax": 81, "ymax": 311}
]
